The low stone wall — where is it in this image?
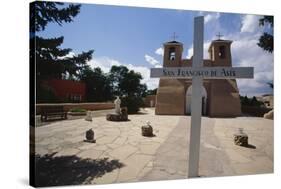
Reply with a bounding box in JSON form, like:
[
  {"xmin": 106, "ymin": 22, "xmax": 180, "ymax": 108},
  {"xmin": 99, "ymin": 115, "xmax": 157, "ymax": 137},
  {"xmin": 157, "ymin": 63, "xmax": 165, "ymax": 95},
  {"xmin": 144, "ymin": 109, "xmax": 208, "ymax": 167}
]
[
  {"xmin": 36, "ymin": 102, "xmax": 114, "ymax": 115},
  {"xmin": 241, "ymin": 105, "xmax": 272, "ymax": 117}
]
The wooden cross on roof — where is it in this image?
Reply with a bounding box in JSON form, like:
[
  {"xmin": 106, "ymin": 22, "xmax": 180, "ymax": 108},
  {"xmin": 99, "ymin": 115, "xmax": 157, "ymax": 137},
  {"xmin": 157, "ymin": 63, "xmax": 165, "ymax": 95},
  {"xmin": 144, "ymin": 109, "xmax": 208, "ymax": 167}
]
[
  {"xmin": 171, "ymin": 32, "xmax": 179, "ymax": 41},
  {"xmin": 216, "ymin": 32, "xmax": 224, "ymax": 40}
]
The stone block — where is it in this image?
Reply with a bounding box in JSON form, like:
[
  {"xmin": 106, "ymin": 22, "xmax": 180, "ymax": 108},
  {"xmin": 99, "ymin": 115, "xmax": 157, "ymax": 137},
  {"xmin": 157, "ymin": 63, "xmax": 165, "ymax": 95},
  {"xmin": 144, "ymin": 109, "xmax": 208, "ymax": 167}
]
[
  {"xmin": 106, "ymin": 107, "xmax": 128, "ymax": 121},
  {"xmin": 141, "ymin": 122, "xmax": 154, "ymax": 137},
  {"xmin": 234, "ymin": 133, "xmax": 248, "ymax": 146}
]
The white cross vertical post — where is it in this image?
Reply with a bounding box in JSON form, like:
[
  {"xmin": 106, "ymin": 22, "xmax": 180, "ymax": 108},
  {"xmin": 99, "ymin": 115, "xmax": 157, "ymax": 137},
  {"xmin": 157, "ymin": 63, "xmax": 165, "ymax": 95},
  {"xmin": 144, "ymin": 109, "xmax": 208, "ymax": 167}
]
[{"xmin": 188, "ymin": 16, "xmax": 204, "ymax": 178}]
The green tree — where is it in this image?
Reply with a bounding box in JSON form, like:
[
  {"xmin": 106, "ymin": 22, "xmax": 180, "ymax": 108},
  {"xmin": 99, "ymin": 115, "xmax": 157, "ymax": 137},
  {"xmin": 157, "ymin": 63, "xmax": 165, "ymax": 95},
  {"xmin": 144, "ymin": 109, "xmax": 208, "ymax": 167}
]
[
  {"xmin": 250, "ymin": 96, "xmax": 262, "ymax": 106},
  {"xmin": 109, "ymin": 65, "xmax": 147, "ymax": 113},
  {"xmin": 257, "ymin": 16, "xmax": 274, "ymax": 95},
  {"xmin": 30, "ymin": 1, "xmax": 94, "ymax": 80},
  {"xmin": 79, "ymin": 66, "xmax": 113, "ymax": 102},
  {"xmin": 240, "ymin": 95, "xmax": 263, "ymax": 107},
  {"xmin": 109, "ymin": 65, "xmax": 147, "ymax": 97},
  {"xmin": 258, "ymin": 16, "xmax": 273, "ymax": 53},
  {"xmin": 240, "ymin": 95, "xmax": 250, "ymax": 106},
  {"xmin": 108, "ymin": 66, "xmax": 129, "ymax": 96}
]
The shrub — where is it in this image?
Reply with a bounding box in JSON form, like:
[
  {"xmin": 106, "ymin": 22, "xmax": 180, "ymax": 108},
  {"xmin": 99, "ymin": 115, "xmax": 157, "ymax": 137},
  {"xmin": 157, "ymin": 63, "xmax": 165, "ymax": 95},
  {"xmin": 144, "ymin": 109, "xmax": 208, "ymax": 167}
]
[
  {"xmin": 240, "ymin": 95, "xmax": 264, "ymax": 107},
  {"xmin": 121, "ymin": 96, "xmax": 144, "ymax": 114}
]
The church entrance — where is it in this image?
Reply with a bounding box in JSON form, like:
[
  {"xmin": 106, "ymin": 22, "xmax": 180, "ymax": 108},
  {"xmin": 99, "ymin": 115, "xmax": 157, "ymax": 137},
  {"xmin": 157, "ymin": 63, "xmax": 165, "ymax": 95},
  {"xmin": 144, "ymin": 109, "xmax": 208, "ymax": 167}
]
[{"xmin": 185, "ymin": 85, "xmax": 207, "ymax": 116}]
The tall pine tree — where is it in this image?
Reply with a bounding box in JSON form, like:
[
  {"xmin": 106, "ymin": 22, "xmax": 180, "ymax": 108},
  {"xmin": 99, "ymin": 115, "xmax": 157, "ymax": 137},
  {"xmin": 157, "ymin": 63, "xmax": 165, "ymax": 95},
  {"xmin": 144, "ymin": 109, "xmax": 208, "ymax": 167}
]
[{"xmin": 30, "ymin": 1, "xmax": 94, "ymax": 80}]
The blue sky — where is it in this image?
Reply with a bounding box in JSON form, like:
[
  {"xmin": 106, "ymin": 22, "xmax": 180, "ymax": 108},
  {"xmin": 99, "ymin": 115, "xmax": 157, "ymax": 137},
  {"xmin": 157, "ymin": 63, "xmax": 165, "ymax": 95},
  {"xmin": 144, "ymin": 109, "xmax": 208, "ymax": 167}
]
[{"xmin": 38, "ymin": 3, "xmax": 273, "ymax": 96}]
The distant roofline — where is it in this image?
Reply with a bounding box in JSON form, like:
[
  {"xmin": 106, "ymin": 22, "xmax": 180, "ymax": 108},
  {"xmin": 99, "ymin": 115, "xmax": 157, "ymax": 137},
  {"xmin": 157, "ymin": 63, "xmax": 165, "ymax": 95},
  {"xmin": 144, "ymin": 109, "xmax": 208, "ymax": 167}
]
[{"xmin": 164, "ymin": 40, "xmax": 183, "ymax": 45}]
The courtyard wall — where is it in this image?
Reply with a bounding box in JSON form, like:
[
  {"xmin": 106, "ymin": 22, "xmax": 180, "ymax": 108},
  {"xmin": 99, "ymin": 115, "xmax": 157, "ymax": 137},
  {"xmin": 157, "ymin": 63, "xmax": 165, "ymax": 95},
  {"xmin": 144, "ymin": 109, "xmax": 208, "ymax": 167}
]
[{"xmin": 36, "ymin": 102, "xmax": 114, "ymax": 115}]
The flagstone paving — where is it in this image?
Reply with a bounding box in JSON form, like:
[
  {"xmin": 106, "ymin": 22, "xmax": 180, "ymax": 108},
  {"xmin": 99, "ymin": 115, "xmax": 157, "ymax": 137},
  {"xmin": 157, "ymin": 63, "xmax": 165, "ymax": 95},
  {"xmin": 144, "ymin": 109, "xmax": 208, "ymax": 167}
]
[
  {"xmin": 35, "ymin": 108, "xmax": 181, "ymax": 185},
  {"xmin": 34, "ymin": 108, "xmax": 273, "ymax": 186},
  {"xmin": 143, "ymin": 115, "xmax": 273, "ymax": 180}
]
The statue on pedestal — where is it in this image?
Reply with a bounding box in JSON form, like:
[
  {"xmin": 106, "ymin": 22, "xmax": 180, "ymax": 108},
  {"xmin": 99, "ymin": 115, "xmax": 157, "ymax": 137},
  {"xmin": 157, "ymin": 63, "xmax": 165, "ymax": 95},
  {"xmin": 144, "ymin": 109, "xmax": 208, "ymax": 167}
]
[
  {"xmin": 114, "ymin": 96, "xmax": 121, "ymax": 115},
  {"xmin": 106, "ymin": 96, "xmax": 128, "ymax": 121}
]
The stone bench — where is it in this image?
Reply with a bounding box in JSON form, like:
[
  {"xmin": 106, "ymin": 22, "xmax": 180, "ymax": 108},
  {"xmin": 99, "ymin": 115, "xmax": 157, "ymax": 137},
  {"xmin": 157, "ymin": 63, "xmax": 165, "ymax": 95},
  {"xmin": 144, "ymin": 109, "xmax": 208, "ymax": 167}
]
[{"xmin": 40, "ymin": 106, "xmax": 67, "ymax": 121}]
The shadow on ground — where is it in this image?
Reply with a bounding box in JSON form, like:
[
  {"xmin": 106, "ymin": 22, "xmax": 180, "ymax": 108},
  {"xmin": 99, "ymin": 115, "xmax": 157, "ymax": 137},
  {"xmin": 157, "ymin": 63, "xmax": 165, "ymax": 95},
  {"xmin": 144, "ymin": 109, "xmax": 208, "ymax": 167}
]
[
  {"xmin": 242, "ymin": 144, "xmax": 256, "ymax": 149},
  {"xmin": 34, "ymin": 153, "xmax": 124, "ymax": 187}
]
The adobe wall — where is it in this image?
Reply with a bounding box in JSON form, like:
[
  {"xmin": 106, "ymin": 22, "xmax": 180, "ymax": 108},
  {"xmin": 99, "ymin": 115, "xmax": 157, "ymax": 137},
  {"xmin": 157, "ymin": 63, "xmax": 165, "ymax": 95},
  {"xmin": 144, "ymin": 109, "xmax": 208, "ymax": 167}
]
[
  {"xmin": 155, "ymin": 79, "xmax": 185, "ymax": 115},
  {"xmin": 208, "ymin": 79, "xmax": 241, "ymax": 117},
  {"xmin": 155, "ymin": 78, "xmax": 241, "ymax": 117}
]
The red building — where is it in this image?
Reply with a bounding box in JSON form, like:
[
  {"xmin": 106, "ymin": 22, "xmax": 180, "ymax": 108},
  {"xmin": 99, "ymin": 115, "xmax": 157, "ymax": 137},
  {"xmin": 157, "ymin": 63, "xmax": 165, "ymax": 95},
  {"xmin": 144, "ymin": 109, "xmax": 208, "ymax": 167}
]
[{"xmin": 43, "ymin": 79, "xmax": 86, "ymax": 102}]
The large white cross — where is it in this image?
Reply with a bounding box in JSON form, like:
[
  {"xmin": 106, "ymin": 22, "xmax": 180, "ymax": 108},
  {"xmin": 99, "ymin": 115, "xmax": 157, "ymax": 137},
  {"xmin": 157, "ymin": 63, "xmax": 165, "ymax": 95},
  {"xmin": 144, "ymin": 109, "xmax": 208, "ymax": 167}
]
[{"xmin": 150, "ymin": 16, "xmax": 254, "ymax": 178}]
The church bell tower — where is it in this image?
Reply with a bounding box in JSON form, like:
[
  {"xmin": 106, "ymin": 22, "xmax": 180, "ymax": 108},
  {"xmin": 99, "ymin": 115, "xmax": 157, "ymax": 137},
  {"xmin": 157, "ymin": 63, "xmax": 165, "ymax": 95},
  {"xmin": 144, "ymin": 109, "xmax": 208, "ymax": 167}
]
[
  {"xmin": 163, "ymin": 41, "xmax": 183, "ymax": 67},
  {"xmin": 208, "ymin": 39, "xmax": 233, "ymax": 67}
]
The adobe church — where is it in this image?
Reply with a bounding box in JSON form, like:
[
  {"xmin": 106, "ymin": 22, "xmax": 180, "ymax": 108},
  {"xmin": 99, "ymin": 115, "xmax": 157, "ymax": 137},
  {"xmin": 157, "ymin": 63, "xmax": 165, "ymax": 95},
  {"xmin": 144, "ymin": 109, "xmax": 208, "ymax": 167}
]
[{"xmin": 155, "ymin": 38, "xmax": 242, "ymax": 117}]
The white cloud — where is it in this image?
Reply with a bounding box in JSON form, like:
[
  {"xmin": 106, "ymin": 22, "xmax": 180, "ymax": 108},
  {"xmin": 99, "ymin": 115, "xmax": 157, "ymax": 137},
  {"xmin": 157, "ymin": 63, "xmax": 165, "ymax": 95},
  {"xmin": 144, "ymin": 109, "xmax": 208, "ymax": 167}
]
[
  {"xmin": 144, "ymin": 54, "xmax": 160, "ymax": 66},
  {"xmin": 186, "ymin": 41, "xmax": 211, "ymax": 59},
  {"xmin": 155, "ymin": 47, "xmax": 164, "ymax": 56},
  {"xmin": 230, "ymin": 34, "xmax": 273, "ymax": 96},
  {"xmin": 241, "ymin": 15, "xmax": 261, "ymax": 33},
  {"xmin": 88, "ymin": 56, "xmax": 121, "ymax": 73},
  {"xmin": 154, "ymin": 64, "xmax": 163, "ymax": 68},
  {"xmin": 204, "ymin": 12, "xmax": 220, "ymax": 24},
  {"xmin": 88, "ymin": 56, "xmax": 159, "ymax": 89}
]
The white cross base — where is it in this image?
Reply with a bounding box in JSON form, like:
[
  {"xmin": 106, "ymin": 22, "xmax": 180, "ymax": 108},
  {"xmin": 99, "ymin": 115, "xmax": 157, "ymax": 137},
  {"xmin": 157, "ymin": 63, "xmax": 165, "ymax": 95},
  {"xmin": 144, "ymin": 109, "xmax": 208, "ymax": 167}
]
[{"xmin": 150, "ymin": 16, "xmax": 254, "ymax": 178}]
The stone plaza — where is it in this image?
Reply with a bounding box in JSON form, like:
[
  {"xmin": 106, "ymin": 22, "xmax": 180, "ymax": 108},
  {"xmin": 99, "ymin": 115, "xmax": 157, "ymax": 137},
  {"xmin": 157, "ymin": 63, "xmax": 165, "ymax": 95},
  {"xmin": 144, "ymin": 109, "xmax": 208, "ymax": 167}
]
[{"xmin": 34, "ymin": 108, "xmax": 273, "ymax": 186}]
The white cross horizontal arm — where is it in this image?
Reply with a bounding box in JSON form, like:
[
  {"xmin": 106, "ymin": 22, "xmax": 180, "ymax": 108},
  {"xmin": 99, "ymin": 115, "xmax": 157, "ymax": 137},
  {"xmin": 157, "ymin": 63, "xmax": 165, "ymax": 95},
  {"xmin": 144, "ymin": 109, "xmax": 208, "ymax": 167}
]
[{"xmin": 150, "ymin": 67, "xmax": 254, "ymax": 79}]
